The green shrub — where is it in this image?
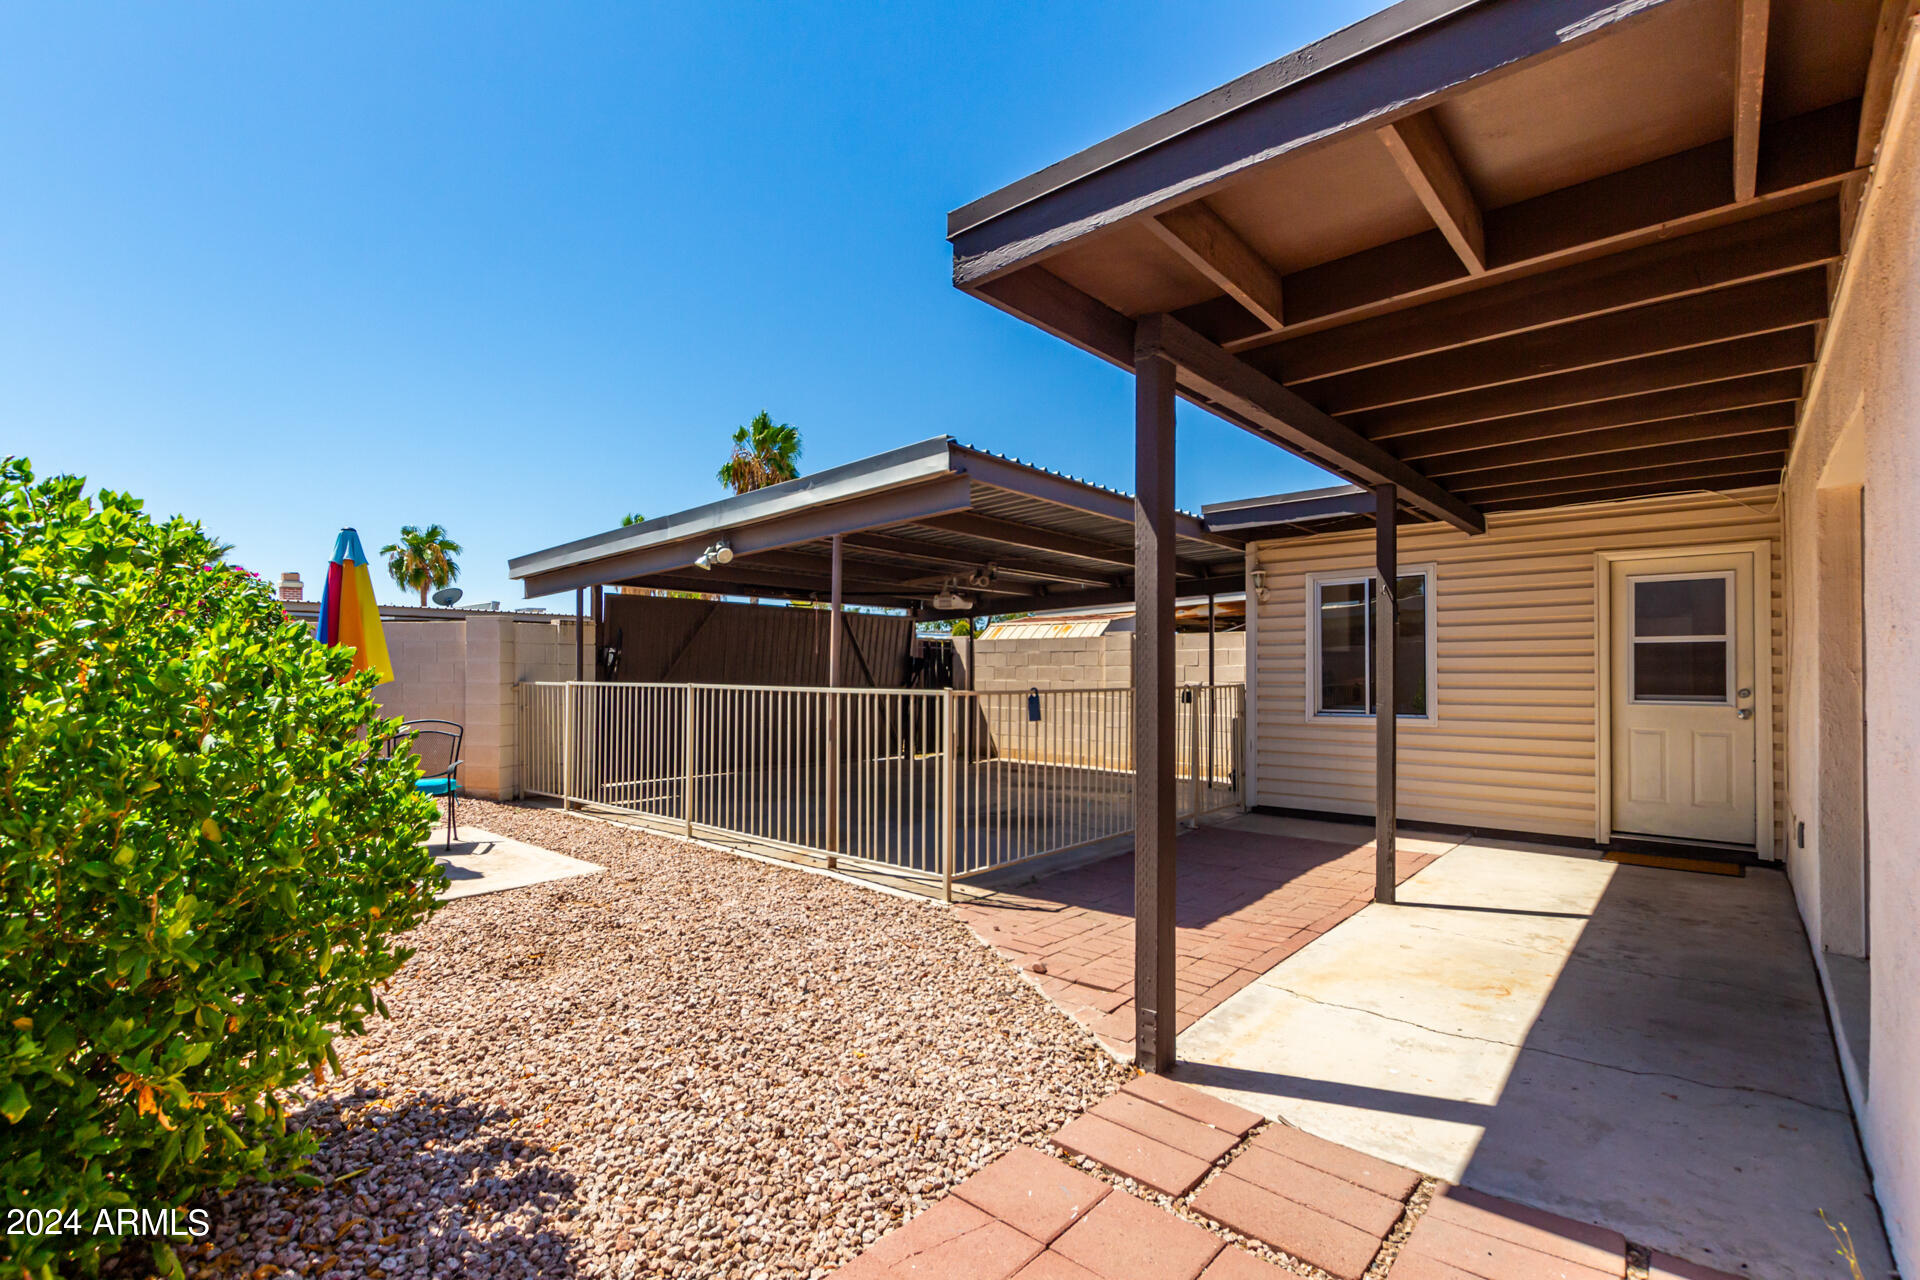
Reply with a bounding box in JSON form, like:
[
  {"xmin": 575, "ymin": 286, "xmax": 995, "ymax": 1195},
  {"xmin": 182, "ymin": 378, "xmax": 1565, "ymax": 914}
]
[{"xmin": 0, "ymin": 459, "xmax": 442, "ymax": 1277}]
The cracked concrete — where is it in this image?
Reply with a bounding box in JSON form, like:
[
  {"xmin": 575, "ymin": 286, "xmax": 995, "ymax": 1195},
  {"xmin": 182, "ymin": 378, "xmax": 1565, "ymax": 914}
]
[{"xmin": 1172, "ymin": 828, "xmax": 1894, "ymax": 1280}]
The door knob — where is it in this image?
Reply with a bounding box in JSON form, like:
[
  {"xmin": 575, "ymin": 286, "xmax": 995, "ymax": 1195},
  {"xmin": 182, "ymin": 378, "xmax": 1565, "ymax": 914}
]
[{"xmin": 1736, "ymin": 708, "xmax": 1753, "ymax": 719}]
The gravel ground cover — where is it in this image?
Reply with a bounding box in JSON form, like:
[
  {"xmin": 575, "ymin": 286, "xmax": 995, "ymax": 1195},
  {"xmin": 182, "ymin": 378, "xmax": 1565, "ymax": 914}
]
[{"xmin": 152, "ymin": 800, "xmax": 1127, "ymax": 1280}]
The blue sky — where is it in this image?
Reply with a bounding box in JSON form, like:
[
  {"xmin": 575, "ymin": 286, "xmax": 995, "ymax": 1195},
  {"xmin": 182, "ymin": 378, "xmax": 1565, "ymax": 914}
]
[{"xmin": 2, "ymin": 2, "xmax": 1368, "ymax": 608}]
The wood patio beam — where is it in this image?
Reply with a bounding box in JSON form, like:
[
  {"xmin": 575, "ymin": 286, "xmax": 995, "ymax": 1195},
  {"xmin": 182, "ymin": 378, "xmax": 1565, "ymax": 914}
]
[
  {"xmin": 912, "ymin": 510, "xmax": 1212, "ymax": 575},
  {"xmin": 1360, "ymin": 332, "xmax": 1813, "ymax": 441},
  {"xmin": 912, "ymin": 571, "xmax": 1244, "ymax": 622},
  {"xmin": 1373, "ymin": 484, "xmax": 1398, "ymax": 905},
  {"xmin": 1477, "ymin": 468, "xmax": 1784, "ymax": 512},
  {"xmin": 1444, "ymin": 430, "xmax": 1792, "ymax": 491},
  {"xmin": 1734, "ymin": 0, "xmax": 1771, "ymax": 201},
  {"xmin": 1146, "ymin": 199, "xmax": 1287, "ymax": 331},
  {"xmin": 1302, "ymin": 268, "xmax": 1827, "ymax": 415},
  {"xmin": 1135, "ymin": 312, "xmax": 1484, "ymax": 533},
  {"xmin": 1387, "ymin": 370, "xmax": 1804, "ymax": 458},
  {"xmin": 1419, "ymin": 402, "xmax": 1798, "ymax": 474},
  {"xmin": 837, "ymin": 532, "xmax": 1116, "ymax": 588},
  {"xmin": 1454, "ymin": 457, "xmax": 1786, "ymax": 503},
  {"xmin": 1377, "ymin": 111, "xmax": 1485, "ymax": 274},
  {"xmin": 1214, "ymin": 100, "xmax": 1858, "ymax": 350},
  {"xmin": 1263, "ymin": 200, "xmax": 1838, "ymax": 381}
]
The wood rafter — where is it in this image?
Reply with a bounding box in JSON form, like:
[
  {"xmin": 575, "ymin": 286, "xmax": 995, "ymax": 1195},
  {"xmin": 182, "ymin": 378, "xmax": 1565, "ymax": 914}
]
[
  {"xmin": 1448, "ymin": 430, "xmax": 1792, "ymax": 491},
  {"xmin": 1734, "ymin": 0, "xmax": 1771, "ymax": 200},
  {"xmin": 1264, "ymin": 201, "xmax": 1838, "ymax": 381},
  {"xmin": 1420, "ymin": 404, "xmax": 1798, "ymax": 474},
  {"xmin": 1400, "ymin": 394, "xmax": 1801, "ymax": 463},
  {"xmin": 1300, "ymin": 268, "xmax": 1827, "ymax": 416},
  {"xmin": 1357, "ymin": 332, "xmax": 1814, "ymax": 440},
  {"xmin": 1146, "ymin": 200, "xmax": 1287, "ymax": 331},
  {"xmin": 1476, "ymin": 469, "xmax": 1783, "ymax": 511},
  {"xmin": 1378, "ymin": 111, "xmax": 1485, "ymax": 273},
  {"xmin": 1454, "ymin": 456, "xmax": 1785, "ymax": 502}
]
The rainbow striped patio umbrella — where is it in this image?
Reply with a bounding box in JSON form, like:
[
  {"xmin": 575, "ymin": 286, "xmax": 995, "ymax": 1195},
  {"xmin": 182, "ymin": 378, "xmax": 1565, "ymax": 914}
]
[{"xmin": 316, "ymin": 528, "xmax": 394, "ymax": 684}]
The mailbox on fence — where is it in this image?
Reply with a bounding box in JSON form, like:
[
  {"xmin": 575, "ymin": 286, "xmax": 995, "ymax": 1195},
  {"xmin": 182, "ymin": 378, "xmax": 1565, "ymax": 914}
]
[{"xmin": 1027, "ymin": 687, "xmax": 1042, "ymax": 722}]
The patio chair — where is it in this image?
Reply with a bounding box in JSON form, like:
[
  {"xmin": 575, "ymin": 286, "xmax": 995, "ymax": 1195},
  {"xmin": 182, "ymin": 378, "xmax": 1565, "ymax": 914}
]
[{"xmin": 398, "ymin": 720, "xmax": 463, "ymax": 849}]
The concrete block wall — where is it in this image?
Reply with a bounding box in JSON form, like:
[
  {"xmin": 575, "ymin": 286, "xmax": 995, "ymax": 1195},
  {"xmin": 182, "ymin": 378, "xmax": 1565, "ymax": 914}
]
[
  {"xmin": 974, "ymin": 632, "xmax": 1245, "ymax": 693},
  {"xmin": 371, "ymin": 621, "xmax": 468, "ymax": 729},
  {"xmin": 362, "ymin": 613, "xmax": 596, "ymax": 802}
]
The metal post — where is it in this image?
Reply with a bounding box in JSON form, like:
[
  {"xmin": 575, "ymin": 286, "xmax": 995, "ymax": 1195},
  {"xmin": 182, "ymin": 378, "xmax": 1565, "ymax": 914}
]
[
  {"xmin": 1373, "ymin": 483, "xmax": 1398, "ymax": 905},
  {"xmin": 561, "ymin": 681, "xmax": 576, "ymax": 811},
  {"xmin": 1206, "ymin": 593, "xmax": 1217, "ymax": 807},
  {"xmin": 1133, "ymin": 350, "xmax": 1178, "ymax": 1073},
  {"xmin": 682, "ymin": 685, "xmax": 695, "ymax": 838},
  {"xmin": 941, "ymin": 687, "xmax": 957, "ymax": 903},
  {"xmin": 590, "ymin": 584, "xmax": 604, "ymax": 679},
  {"xmin": 826, "ymin": 535, "xmax": 843, "ymax": 869},
  {"xmin": 574, "ymin": 588, "xmax": 585, "ymax": 682}
]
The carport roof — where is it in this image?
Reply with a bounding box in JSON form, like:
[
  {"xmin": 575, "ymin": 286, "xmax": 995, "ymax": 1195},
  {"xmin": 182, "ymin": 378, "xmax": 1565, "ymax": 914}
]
[{"xmin": 508, "ymin": 436, "xmax": 1245, "ymax": 617}]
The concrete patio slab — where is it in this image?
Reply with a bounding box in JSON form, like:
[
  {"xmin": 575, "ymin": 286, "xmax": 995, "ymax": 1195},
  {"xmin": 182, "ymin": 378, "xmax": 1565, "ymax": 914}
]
[
  {"xmin": 429, "ymin": 826, "xmax": 603, "ymax": 899},
  {"xmin": 1173, "ymin": 835, "xmax": 1894, "ymax": 1280}
]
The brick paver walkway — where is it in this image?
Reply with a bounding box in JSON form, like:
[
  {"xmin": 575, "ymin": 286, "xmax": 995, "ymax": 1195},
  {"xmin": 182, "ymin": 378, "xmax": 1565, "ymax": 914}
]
[
  {"xmin": 834, "ymin": 1076, "xmax": 1750, "ymax": 1280},
  {"xmin": 956, "ymin": 825, "xmax": 1441, "ymax": 1058}
]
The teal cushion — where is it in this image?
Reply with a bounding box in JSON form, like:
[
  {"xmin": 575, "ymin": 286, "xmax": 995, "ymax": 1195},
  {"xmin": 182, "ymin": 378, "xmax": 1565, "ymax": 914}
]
[{"xmin": 415, "ymin": 777, "xmax": 460, "ymax": 796}]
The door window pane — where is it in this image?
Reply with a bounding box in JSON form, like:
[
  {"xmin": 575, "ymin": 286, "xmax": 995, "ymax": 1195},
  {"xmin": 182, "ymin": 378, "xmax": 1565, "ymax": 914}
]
[
  {"xmin": 1634, "ymin": 577, "xmax": 1727, "ymax": 637},
  {"xmin": 1318, "ymin": 581, "xmax": 1368, "ymax": 712},
  {"xmin": 1633, "ymin": 640, "xmax": 1728, "ymax": 701}
]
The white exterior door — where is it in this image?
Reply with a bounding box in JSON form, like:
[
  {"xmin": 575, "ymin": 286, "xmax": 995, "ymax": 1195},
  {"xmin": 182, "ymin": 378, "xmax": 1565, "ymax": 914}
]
[{"xmin": 1609, "ymin": 552, "xmax": 1758, "ymax": 845}]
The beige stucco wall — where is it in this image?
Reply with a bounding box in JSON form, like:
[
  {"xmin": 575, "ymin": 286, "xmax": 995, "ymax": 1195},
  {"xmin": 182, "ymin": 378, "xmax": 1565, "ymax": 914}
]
[
  {"xmin": 1246, "ymin": 489, "xmax": 1785, "ymax": 844},
  {"xmin": 1780, "ymin": 35, "xmax": 1920, "ymax": 1271}
]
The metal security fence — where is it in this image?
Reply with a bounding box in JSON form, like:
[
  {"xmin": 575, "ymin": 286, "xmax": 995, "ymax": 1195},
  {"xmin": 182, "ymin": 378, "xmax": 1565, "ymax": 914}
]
[{"xmin": 519, "ymin": 681, "xmax": 1244, "ymax": 898}]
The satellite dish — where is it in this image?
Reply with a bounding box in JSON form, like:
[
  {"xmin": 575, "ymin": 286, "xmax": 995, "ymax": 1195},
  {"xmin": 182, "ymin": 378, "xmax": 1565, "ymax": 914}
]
[{"xmin": 432, "ymin": 587, "xmax": 464, "ymax": 606}]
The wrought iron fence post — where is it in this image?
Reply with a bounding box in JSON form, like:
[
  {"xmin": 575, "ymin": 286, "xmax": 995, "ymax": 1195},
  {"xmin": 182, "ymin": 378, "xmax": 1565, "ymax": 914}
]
[
  {"xmin": 941, "ymin": 688, "xmax": 958, "ymax": 903},
  {"xmin": 682, "ymin": 685, "xmax": 695, "ymax": 838},
  {"xmin": 561, "ymin": 682, "xmax": 576, "ymax": 810},
  {"xmin": 1188, "ymin": 686, "xmax": 1203, "ymax": 822}
]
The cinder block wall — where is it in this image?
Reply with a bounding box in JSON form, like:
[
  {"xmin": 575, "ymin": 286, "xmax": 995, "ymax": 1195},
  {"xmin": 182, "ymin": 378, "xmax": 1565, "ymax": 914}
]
[
  {"xmin": 973, "ymin": 632, "xmax": 1245, "ymax": 692},
  {"xmin": 361, "ymin": 613, "xmax": 597, "ymax": 802}
]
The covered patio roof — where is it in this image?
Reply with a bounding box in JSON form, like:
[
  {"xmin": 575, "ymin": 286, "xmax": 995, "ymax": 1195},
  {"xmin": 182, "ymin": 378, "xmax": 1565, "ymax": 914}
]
[
  {"xmin": 948, "ymin": 0, "xmax": 1904, "ymax": 1073},
  {"xmin": 949, "ymin": 0, "xmax": 1899, "ymax": 522},
  {"xmin": 508, "ymin": 436, "xmax": 1245, "ymax": 617}
]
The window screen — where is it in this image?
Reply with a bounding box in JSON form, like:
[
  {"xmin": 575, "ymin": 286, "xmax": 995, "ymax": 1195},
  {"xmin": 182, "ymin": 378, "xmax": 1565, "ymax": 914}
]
[
  {"xmin": 1315, "ymin": 574, "xmax": 1429, "ymax": 717},
  {"xmin": 1630, "ymin": 575, "xmax": 1730, "ymax": 703}
]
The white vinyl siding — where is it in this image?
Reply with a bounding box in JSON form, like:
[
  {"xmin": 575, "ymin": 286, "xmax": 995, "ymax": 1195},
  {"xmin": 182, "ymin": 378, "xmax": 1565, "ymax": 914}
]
[{"xmin": 1249, "ymin": 487, "xmax": 1785, "ymax": 844}]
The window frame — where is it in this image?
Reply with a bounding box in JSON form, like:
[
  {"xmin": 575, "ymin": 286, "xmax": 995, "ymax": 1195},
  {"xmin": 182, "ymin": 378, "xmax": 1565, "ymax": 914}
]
[
  {"xmin": 1304, "ymin": 564, "xmax": 1439, "ymax": 724},
  {"xmin": 1624, "ymin": 569, "xmax": 1737, "ymax": 706}
]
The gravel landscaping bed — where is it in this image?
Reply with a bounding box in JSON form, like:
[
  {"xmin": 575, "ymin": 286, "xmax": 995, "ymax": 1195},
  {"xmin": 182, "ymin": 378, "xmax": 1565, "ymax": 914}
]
[{"xmin": 162, "ymin": 800, "xmax": 1127, "ymax": 1280}]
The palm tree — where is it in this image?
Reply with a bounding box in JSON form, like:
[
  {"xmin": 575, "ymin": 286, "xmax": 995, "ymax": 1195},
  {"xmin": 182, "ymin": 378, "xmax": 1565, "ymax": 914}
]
[
  {"xmin": 717, "ymin": 412, "xmax": 801, "ymax": 494},
  {"xmin": 381, "ymin": 524, "xmax": 462, "ymax": 606}
]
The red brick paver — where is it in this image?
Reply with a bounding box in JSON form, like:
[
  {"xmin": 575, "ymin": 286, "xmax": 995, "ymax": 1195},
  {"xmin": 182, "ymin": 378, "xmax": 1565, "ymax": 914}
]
[
  {"xmin": 1054, "ymin": 1112, "xmax": 1214, "ymax": 1197},
  {"xmin": 953, "ymin": 1146, "xmax": 1110, "ymax": 1245},
  {"xmin": 1051, "ymin": 1190, "xmax": 1225, "ymax": 1280},
  {"xmin": 1120, "ymin": 1073, "xmax": 1263, "ymax": 1138},
  {"xmin": 958, "ymin": 825, "xmax": 1441, "ymax": 1057}
]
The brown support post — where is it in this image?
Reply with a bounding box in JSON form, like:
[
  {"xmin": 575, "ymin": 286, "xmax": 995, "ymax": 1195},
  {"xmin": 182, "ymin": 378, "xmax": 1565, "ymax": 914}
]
[
  {"xmin": 590, "ymin": 584, "xmax": 604, "ymax": 679},
  {"xmin": 574, "ymin": 588, "xmax": 585, "ymax": 682},
  {"xmin": 1134, "ymin": 351, "xmax": 1178, "ymax": 1072},
  {"xmin": 826, "ymin": 535, "xmax": 842, "ymax": 868},
  {"xmin": 1372, "ymin": 485, "xmax": 1398, "ymax": 905}
]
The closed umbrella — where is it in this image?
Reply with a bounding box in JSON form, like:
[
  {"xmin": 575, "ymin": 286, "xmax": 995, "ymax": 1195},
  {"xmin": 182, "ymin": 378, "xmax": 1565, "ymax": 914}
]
[{"xmin": 316, "ymin": 528, "xmax": 394, "ymax": 684}]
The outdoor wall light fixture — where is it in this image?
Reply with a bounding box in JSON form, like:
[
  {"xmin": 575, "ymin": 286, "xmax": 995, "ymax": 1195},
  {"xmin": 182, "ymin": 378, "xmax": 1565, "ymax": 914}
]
[
  {"xmin": 694, "ymin": 539, "xmax": 734, "ymax": 570},
  {"xmin": 1250, "ymin": 569, "xmax": 1269, "ymax": 602}
]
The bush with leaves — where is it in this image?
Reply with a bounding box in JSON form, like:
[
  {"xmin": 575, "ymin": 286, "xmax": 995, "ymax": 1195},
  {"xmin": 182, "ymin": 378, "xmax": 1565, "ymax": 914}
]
[{"xmin": 0, "ymin": 459, "xmax": 442, "ymax": 1277}]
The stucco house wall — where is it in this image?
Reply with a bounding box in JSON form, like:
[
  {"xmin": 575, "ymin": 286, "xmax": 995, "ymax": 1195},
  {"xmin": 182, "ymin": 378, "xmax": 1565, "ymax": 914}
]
[{"xmin": 1779, "ymin": 33, "xmax": 1920, "ymax": 1270}]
